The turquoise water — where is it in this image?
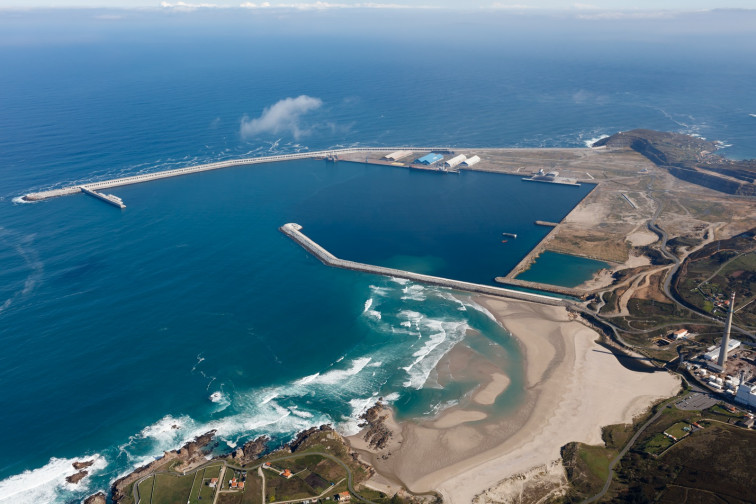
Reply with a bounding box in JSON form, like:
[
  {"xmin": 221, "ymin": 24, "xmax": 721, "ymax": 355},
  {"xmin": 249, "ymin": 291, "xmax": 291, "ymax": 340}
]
[
  {"xmin": 516, "ymin": 251, "xmax": 611, "ymax": 288},
  {"xmin": 1, "ymin": 8, "xmax": 755, "ymax": 503}
]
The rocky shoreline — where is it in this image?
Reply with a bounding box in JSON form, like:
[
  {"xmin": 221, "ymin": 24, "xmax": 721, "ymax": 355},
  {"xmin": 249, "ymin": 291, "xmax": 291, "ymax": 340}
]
[
  {"xmin": 87, "ymin": 423, "xmax": 343, "ymax": 504},
  {"xmin": 359, "ymin": 402, "xmax": 393, "ymax": 451}
]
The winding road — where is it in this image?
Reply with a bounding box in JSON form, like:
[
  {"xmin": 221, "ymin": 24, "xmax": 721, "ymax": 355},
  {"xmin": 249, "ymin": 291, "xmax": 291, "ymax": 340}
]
[{"xmin": 581, "ymin": 395, "xmax": 681, "ymax": 504}]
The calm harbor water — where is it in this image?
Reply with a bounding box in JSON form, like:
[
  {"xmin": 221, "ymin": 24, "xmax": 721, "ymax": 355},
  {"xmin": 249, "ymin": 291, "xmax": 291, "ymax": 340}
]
[
  {"xmin": 1, "ymin": 8, "xmax": 755, "ymax": 503},
  {"xmin": 516, "ymin": 251, "xmax": 611, "ymax": 288}
]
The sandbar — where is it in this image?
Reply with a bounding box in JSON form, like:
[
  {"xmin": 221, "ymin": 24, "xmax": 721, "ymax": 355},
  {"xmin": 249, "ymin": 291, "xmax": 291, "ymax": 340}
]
[
  {"xmin": 473, "ymin": 372, "xmax": 511, "ymax": 405},
  {"xmin": 348, "ymin": 296, "xmax": 681, "ymax": 504}
]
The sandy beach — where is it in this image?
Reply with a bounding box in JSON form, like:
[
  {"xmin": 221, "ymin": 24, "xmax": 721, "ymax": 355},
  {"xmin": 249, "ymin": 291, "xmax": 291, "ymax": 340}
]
[{"xmin": 348, "ymin": 296, "xmax": 681, "ymax": 503}]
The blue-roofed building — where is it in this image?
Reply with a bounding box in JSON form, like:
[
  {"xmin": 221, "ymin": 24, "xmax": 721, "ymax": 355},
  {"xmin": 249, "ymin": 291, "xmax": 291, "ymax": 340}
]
[{"xmin": 415, "ymin": 153, "xmax": 444, "ymax": 165}]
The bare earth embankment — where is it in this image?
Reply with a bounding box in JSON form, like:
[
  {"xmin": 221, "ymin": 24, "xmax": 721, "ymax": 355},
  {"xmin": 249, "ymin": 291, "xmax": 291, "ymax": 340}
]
[{"xmin": 348, "ymin": 297, "xmax": 681, "ymax": 503}]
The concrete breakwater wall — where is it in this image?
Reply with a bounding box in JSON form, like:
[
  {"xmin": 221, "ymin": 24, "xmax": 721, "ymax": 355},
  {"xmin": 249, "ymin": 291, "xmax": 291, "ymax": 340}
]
[
  {"xmin": 80, "ymin": 187, "xmax": 126, "ymax": 209},
  {"xmin": 494, "ymin": 277, "xmax": 588, "ymax": 299},
  {"xmin": 22, "ymin": 147, "xmax": 460, "ymax": 201},
  {"xmin": 280, "ymin": 223, "xmax": 568, "ymax": 307}
]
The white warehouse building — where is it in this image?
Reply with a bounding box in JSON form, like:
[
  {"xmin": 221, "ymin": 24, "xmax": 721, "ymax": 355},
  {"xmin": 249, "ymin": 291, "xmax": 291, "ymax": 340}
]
[
  {"xmin": 462, "ymin": 155, "xmax": 480, "ymax": 167},
  {"xmin": 444, "ymin": 154, "xmax": 467, "ymax": 169},
  {"xmin": 384, "ymin": 150, "xmax": 413, "ymax": 161}
]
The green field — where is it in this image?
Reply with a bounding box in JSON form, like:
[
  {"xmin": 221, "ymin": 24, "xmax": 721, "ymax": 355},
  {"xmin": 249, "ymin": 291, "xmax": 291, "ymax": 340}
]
[
  {"xmin": 663, "ymin": 421, "xmax": 692, "ymax": 440},
  {"xmin": 675, "ymin": 234, "xmax": 756, "ymax": 330},
  {"xmin": 151, "ymin": 473, "xmax": 195, "ymax": 504},
  {"xmin": 122, "ymin": 430, "xmax": 377, "ymax": 504},
  {"xmin": 641, "ymin": 433, "xmax": 675, "ymax": 455}
]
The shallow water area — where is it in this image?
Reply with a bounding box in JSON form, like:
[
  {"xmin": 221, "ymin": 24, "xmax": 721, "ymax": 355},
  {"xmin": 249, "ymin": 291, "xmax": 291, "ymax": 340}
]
[{"xmin": 516, "ymin": 250, "xmax": 611, "ymax": 288}]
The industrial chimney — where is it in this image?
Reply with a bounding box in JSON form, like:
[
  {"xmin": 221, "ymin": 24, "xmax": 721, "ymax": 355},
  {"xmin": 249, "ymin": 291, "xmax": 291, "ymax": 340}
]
[{"xmin": 717, "ymin": 292, "xmax": 736, "ymax": 369}]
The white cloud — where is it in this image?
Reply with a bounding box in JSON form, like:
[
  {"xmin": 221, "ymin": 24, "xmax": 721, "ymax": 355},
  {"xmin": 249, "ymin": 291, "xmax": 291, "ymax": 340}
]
[
  {"xmin": 240, "ymin": 95, "xmax": 323, "ymax": 140},
  {"xmin": 160, "ymin": 1, "xmax": 223, "ymax": 10}
]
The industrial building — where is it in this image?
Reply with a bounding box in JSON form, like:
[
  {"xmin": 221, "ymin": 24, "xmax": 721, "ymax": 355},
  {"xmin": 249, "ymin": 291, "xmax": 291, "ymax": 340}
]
[
  {"xmin": 735, "ymin": 383, "xmax": 756, "ymax": 408},
  {"xmin": 384, "ymin": 150, "xmax": 413, "ymax": 161},
  {"xmin": 414, "ymin": 153, "xmax": 444, "ymax": 165},
  {"xmin": 671, "ymin": 328, "xmax": 689, "ymax": 340},
  {"xmin": 462, "ymin": 155, "xmax": 480, "ymax": 167},
  {"xmin": 444, "ymin": 154, "xmax": 467, "ymax": 169},
  {"xmin": 705, "ymin": 339, "xmax": 741, "ymax": 362}
]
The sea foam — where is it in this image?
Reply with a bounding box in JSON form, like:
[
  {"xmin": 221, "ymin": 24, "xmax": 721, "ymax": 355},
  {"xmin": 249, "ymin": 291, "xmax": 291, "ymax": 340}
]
[
  {"xmin": 0, "ymin": 454, "xmax": 107, "ymax": 504},
  {"xmin": 584, "ymin": 134, "xmax": 609, "ymax": 148}
]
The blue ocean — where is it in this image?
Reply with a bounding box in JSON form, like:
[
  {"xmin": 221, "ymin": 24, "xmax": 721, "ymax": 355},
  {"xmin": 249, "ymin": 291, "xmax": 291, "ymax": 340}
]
[{"xmin": 0, "ymin": 8, "xmax": 754, "ymax": 503}]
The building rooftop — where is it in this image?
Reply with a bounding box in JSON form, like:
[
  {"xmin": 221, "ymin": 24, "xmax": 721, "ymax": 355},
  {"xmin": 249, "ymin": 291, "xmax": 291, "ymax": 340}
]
[{"xmin": 415, "ymin": 153, "xmax": 443, "ymax": 165}]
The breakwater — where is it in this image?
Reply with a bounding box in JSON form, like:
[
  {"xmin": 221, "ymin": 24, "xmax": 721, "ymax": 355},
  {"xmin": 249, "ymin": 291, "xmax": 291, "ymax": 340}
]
[
  {"xmin": 534, "ymin": 220, "xmax": 559, "ymax": 227},
  {"xmin": 280, "ymin": 223, "xmax": 568, "ymax": 307},
  {"xmin": 494, "ymin": 277, "xmax": 588, "ymax": 299},
  {"xmin": 80, "ymin": 187, "xmax": 126, "ymax": 209},
  {"xmin": 22, "ymin": 147, "xmax": 463, "ymax": 202}
]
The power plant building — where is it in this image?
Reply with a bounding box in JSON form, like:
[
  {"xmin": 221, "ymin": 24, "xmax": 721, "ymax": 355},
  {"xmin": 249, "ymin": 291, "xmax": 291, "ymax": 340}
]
[
  {"xmin": 444, "ymin": 154, "xmax": 467, "ymax": 169},
  {"xmin": 735, "ymin": 383, "xmax": 756, "ymax": 408},
  {"xmin": 704, "ymin": 339, "xmax": 741, "ymax": 362}
]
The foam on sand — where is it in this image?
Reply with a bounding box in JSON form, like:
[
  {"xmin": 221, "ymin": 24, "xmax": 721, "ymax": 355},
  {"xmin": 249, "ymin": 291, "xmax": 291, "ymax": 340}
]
[{"xmin": 402, "ymin": 319, "xmax": 468, "ymax": 389}]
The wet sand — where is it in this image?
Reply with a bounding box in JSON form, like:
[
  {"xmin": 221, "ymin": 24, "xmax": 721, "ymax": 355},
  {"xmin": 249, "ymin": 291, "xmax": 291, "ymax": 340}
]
[{"xmin": 348, "ymin": 297, "xmax": 681, "ymax": 503}]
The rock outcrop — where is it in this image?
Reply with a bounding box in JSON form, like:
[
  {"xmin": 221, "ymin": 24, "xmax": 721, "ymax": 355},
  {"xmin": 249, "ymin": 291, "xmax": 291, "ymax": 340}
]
[
  {"xmin": 359, "ymin": 403, "xmax": 392, "ymax": 450},
  {"xmin": 73, "ymin": 460, "xmax": 95, "ymax": 470},
  {"xmin": 66, "ymin": 470, "xmax": 88, "ymax": 484},
  {"xmin": 84, "ymin": 492, "xmax": 107, "ymax": 504},
  {"xmin": 232, "ymin": 435, "xmax": 270, "ymax": 464},
  {"xmin": 287, "ymin": 425, "xmax": 334, "ymax": 453}
]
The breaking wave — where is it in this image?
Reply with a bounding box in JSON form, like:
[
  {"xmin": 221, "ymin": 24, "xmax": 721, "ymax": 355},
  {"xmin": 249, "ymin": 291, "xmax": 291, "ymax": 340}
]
[
  {"xmin": 584, "ymin": 134, "xmax": 609, "ymax": 147},
  {"xmin": 0, "ymin": 454, "xmax": 107, "ymax": 504}
]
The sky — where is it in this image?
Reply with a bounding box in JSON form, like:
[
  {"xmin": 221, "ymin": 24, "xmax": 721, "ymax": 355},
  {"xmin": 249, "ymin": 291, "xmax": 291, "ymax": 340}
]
[{"xmin": 1, "ymin": 0, "xmax": 755, "ymax": 10}]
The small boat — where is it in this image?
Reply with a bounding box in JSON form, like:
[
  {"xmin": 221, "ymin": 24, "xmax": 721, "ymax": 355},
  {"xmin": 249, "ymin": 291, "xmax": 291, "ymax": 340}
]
[{"xmin": 501, "ymin": 240, "xmax": 508, "ymax": 243}]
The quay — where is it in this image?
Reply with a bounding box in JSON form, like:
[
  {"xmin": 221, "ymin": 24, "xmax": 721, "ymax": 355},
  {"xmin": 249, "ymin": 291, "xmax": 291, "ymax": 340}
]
[
  {"xmin": 522, "ymin": 177, "xmax": 581, "ymax": 187},
  {"xmin": 22, "ymin": 147, "xmax": 459, "ymax": 202},
  {"xmin": 81, "ymin": 187, "xmax": 126, "ymax": 209},
  {"xmin": 280, "ymin": 223, "xmax": 569, "ymax": 307}
]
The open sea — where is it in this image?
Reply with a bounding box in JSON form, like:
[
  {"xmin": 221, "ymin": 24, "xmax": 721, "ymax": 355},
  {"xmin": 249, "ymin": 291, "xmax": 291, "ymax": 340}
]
[{"xmin": 0, "ymin": 8, "xmax": 755, "ymax": 503}]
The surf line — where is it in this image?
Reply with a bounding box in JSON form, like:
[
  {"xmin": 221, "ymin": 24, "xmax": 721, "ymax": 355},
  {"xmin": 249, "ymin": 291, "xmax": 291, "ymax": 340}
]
[{"xmin": 279, "ymin": 223, "xmax": 567, "ymax": 307}]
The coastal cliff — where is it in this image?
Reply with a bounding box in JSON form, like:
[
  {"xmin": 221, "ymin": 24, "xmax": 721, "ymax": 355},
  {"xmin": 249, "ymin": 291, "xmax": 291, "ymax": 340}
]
[{"xmin": 593, "ymin": 129, "xmax": 756, "ymax": 196}]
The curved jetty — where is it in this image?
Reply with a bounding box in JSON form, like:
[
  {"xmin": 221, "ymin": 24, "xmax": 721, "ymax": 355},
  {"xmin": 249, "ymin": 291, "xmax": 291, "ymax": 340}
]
[{"xmin": 280, "ymin": 223, "xmax": 568, "ymax": 306}]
